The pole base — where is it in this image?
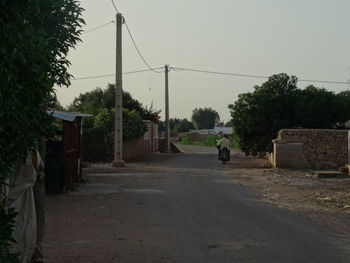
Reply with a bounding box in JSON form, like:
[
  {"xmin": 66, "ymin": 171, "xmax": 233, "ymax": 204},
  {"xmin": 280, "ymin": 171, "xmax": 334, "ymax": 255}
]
[{"xmin": 111, "ymin": 159, "xmax": 125, "ymax": 167}]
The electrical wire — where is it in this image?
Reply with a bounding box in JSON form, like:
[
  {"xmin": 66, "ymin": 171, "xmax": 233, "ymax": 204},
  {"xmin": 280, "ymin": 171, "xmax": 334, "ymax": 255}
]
[
  {"xmin": 72, "ymin": 67, "xmax": 164, "ymax": 81},
  {"xmin": 82, "ymin": 20, "xmax": 115, "ymax": 35},
  {"xmin": 110, "ymin": 0, "xmax": 120, "ymax": 13},
  {"xmin": 124, "ymin": 19, "xmax": 163, "ymax": 73},
  {"xmin": 171, "ymin": 67, "xmax": 268, "ymax": 79},
  {"xmin": 171, "ymin": 67, "xmax": 349, "ymax": 85},
  {"xmin": 109, "ymin": 0, "xmax": 162, "ymax": 73}
]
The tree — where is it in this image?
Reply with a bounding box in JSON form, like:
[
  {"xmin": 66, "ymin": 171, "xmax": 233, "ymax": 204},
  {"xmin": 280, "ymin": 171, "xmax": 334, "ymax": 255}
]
[
  {"xmin": 0, "ymin": 1, "xmax": 84, "ymax": 261},
  {"xmin": 69, "ymin": 85, "xmax": 145, "ymax": 116},
  {"xmin": 191, "ymin": 108, "xmax": 220, "ymax": 129},
  {"xmin": 229, "ymin": 73, "xmax": 350, "ymax": 156},
  {"xmin": 173, "ymin": 119, "xmax": 195, "ymax": 134},
  {"xmin": 70, "ymin": 85, "xmax": 155, "ymax": 141},
  {"xmin": 295, "ymin": 86, "xmax": 350, "ymax": 128},
  {"xmin": 94, "ymin": 108, "xmax": 147, "ymax": 140}
]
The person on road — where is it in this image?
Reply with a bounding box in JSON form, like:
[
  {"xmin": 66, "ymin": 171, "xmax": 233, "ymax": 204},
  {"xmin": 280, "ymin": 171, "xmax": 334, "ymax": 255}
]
[{"xmin": 217, "ymin": 134, "xmax": 231, "ymax": 161}]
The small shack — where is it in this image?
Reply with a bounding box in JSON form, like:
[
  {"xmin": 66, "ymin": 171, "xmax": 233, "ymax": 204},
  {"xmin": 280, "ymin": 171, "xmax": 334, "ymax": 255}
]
[{"xmin": 45, "ymin": 110, "xmax": 92, "ymax": 193}]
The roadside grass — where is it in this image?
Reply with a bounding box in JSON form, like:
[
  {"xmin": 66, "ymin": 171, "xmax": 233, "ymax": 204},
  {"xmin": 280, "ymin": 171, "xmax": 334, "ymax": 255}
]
[{"xmin": 178, "ymin": 135, "xmax": 240, "ymax": 150}]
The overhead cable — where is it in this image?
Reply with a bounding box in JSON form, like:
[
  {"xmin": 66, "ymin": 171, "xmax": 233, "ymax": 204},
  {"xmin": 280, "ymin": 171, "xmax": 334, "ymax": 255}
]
[
  {"xmin": 171, "ymin": 67, "xmax": 349, "ymax": 85},
  {"xmin": 124, "ymin": 19, "xmax": 163, "ymax": 73},
  {"xmin": 110, "ymin": 0, "xmax": 120, "ymax": 13},
  {"xmin": 82, "ymin": 20, "xmax": 115, "ymax": 35},
  {"xmin": 171, "ymin": 67, "xmax": 268, "ymax": 79},
  {"xmin": 72, "ymin": 67, "xmax": 164, "ymax": 81}
]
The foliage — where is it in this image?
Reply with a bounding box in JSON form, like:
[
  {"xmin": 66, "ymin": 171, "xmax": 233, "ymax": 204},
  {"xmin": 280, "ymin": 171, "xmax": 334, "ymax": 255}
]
[
  {"xmin": 229, "ymin": 73, "xmax": 350, "ymax": 156},
  {"xmin": 159, "ymin": 118, "xmax": 195, "ymax": 135},
  {"xmin": 123, "ymin": 109, "xmax": 147, "ymax": 140},
  {"xmin": 173, "ymin": 119, "xmax": 195, "ymax": 134},
  {"xmin": 294, "ymin": 86, "xmax": 350, "ymax": 128},
  {"xmin": 70, "ymin": 84, "xmax": 157, "ymax": 139},
  {"xmin": 201, "ymin": 135, "xmax": 220, "ymax": 147},
  {"xmin": 94, "ymin": 108, "xmax": 114, "ymax": 132},
  {"xmin": 0, "ymin": 208, "xmax": 19, "ymax": 262},
  {"xmin": 94, "ymin": 108, "xmax": 147, "ymax": 140},
  {"xmin": 178, "ymin": 135, "xmax": 220, "ymax": 147},
  {"xmin": 0, "ymin": 0, "xmax": 84, "ymax": 261},
  {"xmin": 178, "ymin": 137, "xmax": 193, "ymax": 145},
  {"xmin": 48, "ymin": 93, "xmax": 64, "ymax": 110},
  {"xmin": 143, "ymin": 103, "xmax": 161, "ymax": 124},
  {"xmin": 191, "ymin": 108, "xmax": 220, "ymax": 129},
  {"xmin": 69, "ymin": 85, "xmax": 145, "ymax": 116}
]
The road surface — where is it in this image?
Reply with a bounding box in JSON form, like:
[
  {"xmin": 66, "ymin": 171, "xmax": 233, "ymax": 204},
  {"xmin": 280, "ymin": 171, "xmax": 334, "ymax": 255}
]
[{"xmin": 46, "ymin": 145, "xmax": 350, "ymax": 263}]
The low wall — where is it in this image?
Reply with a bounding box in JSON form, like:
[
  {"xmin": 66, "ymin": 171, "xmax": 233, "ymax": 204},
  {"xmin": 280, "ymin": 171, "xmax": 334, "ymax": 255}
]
[
  {"xmin": 159, "ymin": 138, "xmax": 182, "ymax": 153},
  {"xmin": 83, "ymin": 122, "xmax": 159, "ymax": 162},
  {"xmin": 272, "ymin": 129, "xmax": 349, "ymax": 169},
  {"xmin": 123, "ymin": 137, "xmax": 149, "ymax": 161}
]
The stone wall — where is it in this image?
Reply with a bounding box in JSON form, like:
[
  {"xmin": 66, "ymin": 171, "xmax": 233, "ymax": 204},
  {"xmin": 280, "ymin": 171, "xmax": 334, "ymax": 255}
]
[{"xmin": 272, "ymin": 129, "xmax": 349, "ymax": 169}]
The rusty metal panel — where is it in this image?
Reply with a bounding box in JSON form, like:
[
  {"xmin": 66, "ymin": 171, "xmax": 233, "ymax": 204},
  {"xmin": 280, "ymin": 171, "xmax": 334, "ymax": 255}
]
[{"xmin": 62, "ymin": 120, "xmax": 80, "ymax": 190}]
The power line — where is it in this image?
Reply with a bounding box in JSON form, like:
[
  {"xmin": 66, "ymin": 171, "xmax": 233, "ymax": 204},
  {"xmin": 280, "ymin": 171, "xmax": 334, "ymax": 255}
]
[
  {"xmin": 124, "ymin": 19, "xmax": 164, "ymax": 73},
  {"xmin": 109, "ymin": 0, "xmax": 162, "ymax": 73},
  {"xmin": 72, "ymin": 67, "xmax": 164, "ymax": 81},
  {"xmin": 298, "ymin": 78, "xmax": 349, "ymax": 85},
  {"xmin": 110, "ymin": 0, "xmax": 120, "ymax": 13},
  {"xmin": 171, "ymin": 67, "xmax": 350, "ymax": 85},
  {"xmin": 171, "ymin": 67, "xmax": 268, "ymax": 79},
  {"xmin": 82, "ymin": 20, "xmax": 115, "ymax": 35}
]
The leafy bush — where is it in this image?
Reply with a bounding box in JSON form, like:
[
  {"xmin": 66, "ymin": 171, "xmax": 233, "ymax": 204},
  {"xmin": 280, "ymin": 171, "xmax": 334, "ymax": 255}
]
[
  {"xmin": 0, "ymin": 1, "xmax": 84, "ymax": 261},
  {"xmin": 202, "ymin": 135, "xmax": 220, "ymax": 147},
  {"xmin": 179, "ymin": 137, "xmax": 193, "ymax": 145},
  {"xmin": 123, "ymin": 109, "xmax": 147, "ymax": 140},
  {"xmin": 191, "ymin": 108, "xmax": 220, "ymax": 129}
]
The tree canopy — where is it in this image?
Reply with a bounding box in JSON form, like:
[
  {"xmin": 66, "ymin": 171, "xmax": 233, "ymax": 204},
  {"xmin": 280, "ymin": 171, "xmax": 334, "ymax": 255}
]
[
  {"xmin": 69, "ymin": 84, "xmax": 144, "ymax": 116},
  {"xmin": 191, "ymin": 108, "xmax": 220, "ymax": 129},
  {"xmin": 70, "ymin": 85, "xmax": 156, "ymax": 141},
  {"xmin": 0, "ymin": 0, "xmax": 84, "ymax": 261},
  {"xmin": 229, "ymin": 73, "xmax": 350, "ymax": 156},
  {"xmin": 173, "ymin": 119, "xmax": 195, "ymax": 134}
]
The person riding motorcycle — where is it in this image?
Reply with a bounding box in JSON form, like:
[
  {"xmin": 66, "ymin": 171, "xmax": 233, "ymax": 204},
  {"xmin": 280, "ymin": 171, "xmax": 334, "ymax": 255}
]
[{"xmin": 217, "ymin": 134, "xmax": 231, "ymax": 161}]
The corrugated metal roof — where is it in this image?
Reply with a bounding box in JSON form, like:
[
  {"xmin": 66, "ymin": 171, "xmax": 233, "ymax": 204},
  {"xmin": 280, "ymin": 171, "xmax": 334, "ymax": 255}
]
[{"xmin": 47, "ymin": 110, "xmax": 93, "ymax": 122}]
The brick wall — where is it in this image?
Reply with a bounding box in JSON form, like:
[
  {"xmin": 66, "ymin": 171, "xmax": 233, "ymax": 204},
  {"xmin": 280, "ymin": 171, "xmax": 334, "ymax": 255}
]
[
  {"xmin": 272, "ymin": 129, "xmax": 349, "ymax": 169},
  {"xmin": 123, "ymin": 137, "xmax": 148, "ymax": 161}
]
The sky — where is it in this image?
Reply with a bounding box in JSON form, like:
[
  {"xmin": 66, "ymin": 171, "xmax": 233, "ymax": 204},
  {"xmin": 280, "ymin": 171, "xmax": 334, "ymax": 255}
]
[{"xmin": 56, "ymin": 0, "xmax": 350, "ymax": 122}]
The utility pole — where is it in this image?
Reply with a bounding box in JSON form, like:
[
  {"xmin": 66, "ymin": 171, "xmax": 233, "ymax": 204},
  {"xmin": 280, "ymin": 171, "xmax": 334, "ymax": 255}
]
[
  {"xmin": 165, "ymin": 65, "xmax": 170, "ymax": 152},
  {"xmin": 112, "ymin": 12, "xmax": 125, "ymax": 167}
]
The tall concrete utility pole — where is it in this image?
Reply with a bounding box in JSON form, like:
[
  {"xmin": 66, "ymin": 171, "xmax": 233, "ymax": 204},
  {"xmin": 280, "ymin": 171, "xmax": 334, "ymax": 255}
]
[
  {"xmin": 165, "ymin": 65, "xmax": 170, "ymax": 152},
  {"xmin": 112, "ymin": 13, "xmax": 125, "ymax": 167}
]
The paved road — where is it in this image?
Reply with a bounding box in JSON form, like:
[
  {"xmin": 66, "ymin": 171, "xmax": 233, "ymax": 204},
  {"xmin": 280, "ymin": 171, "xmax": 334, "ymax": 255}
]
[{"xmin": 46, "ymin": 145, "xmax": 350, "ymax": 263}]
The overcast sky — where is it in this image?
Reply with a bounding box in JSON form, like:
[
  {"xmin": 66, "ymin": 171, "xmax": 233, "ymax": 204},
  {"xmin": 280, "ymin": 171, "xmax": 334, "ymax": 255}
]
[{"xmin": 57, "ymin": 0, "xmax": 350, "ymax": 122}]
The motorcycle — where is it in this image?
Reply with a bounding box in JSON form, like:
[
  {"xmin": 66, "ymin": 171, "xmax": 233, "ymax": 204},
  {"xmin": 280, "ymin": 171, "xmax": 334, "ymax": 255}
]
[{"xmin": 219, "ymin": 147, "xmax": 230, "ymax": 164}]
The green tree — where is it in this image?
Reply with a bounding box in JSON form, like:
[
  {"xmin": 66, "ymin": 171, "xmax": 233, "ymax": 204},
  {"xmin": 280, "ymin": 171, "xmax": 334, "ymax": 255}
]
[
  {"xmin": 295, "ymin": 86, "xmax": 349, "ymax": 128},
  {"xmin": 229, "ymin": 73, "xmax": 350, "ymax": 156},
  {"xmin": 173, "ymin": 119, "xmax": 195, "ymax": 134},
  {"xmin": 0, "ymin": 1, "xmax": 84, "ymax": 261},
  {"xmin": 191, "ymin": 108, "xmax": 220, "ymax": 129},
  {"xmin": 94, "ymin": 108, "xmax": 147, "ymax": 140},
  {"xmin": 69, "ymin": 85, "xmax": 145, "ymax": 116}
]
